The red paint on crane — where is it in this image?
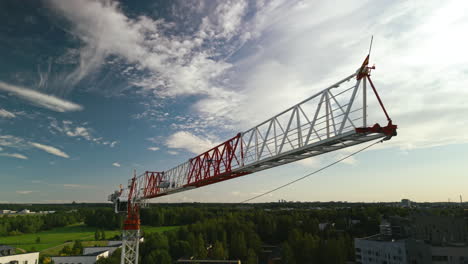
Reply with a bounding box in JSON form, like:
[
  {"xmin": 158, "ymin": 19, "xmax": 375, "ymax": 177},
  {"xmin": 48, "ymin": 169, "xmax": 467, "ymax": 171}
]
[
  {"xmin": 185, "ymin": 133, "xmax": 243, "ymax": 187},
  {"xmin": 143, "ymin": 171, "xmax": 164, "ymax": 198}
]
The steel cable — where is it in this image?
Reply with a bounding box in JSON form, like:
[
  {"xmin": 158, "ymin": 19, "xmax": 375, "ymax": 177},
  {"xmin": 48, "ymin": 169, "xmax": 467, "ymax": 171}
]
[{"xmin": 240, "ymin": 138, "xmax": 384, "ymax": 203}]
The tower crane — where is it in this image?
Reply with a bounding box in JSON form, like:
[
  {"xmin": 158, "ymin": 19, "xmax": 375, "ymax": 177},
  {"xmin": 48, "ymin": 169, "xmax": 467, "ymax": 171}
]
[{"xmin": 108, "ymin": 55, "xmax": 397, "ymax": 264}]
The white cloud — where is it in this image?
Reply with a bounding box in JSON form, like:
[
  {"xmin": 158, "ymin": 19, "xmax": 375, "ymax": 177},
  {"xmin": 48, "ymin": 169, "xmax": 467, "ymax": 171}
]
[
  {"xmin": 47, "ymin": 0, "xmax": 242, "ymax": 113},
  {"xmin": 0, "ymin": 135, "xmax": 26, "ymax": 148},
  {"xmin": 112, "ymin": 162, "xmax": 121, "ymax": 167},
  {"xmin": 16, "ymin": 190, "xmax": 34, "ymax": 194},
  {"xmin": 0, "ymin": 134, "xmax": 70, "ymax": 159},
  {"xmin": 165, "ymin": 131, "xmax": 217, "ymax": 154},
  {"xmin": 167, "ymin": 150, "xmax": 179, "ymax": 155},
  {"xmin": 30, "ymin": 142, "xmax": 70, "ymax": 158},
  {"xmin": 66, "ymin": 126, "xmax": 92, "ymax": 140},
  {"xmin": 49, "ymin": 119, "xmax": 116, "ymax": 147},
  {"xmin": 0, "ymin": 153, "xmax": 28, "ymax": 160},
  {"xmin": 191, "ymin": 0, "xmax": 468, "ymax": 151},
  {"xmin": 0, "ymin": 108, "xmax": 16, "ymax": 118},
  {"xmin": 0, "ymin": 81, "xmax": 83, "ymax": 112},
  {"xmin": 147, "ymin": 147, "xmax": 160, "ymax": 151},
  {"xmin": 63, "ymin": 184, "xmax": 94, "ymax": 189},
  {"xmin": 48, "ymin": 0, "xmax": 468, "ymax": 152}
]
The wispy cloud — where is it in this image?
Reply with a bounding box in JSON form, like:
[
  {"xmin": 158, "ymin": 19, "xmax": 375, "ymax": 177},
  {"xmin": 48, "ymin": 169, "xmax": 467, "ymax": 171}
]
[
  {"xmin": 0, "ymin": 108, "xmax": 16, "ymax": 118},
  {"xmin": 167, "ymin": 150, "xmax": 179, "ymax": 155},
  {"xmin": 30, "ymin": 142, "xmax": 69, "ymax": 158},
  {"xmin": 63, "ymin": 184, "xmax": 94, "ymax": 189},
  {"xmin": 165, "ymin": 131, "xmax": 217, "ymax": 154},
  {"xmin": 47, "ymin": 0, "xmax": 240, "ymax": 102},
  {"xmin": 47, "ymin": 0, "xmax": 468, "ymax": 153},
  {"xmin": 0, "ymin": 81, "xmax": 83, "ymax": 112},
  {"xmin": 0, "ymin": 135, "xmax": 26, "ymax": 148},
  {"xmin": 0, "ymin": 134, "xmax": 70, "ymax": 159},
  {"xmin": 49, "ymin": 119, "xmax": 116, "ymax": 147},
  {"xmin": 16, "ymin": 190, "xmax": 34, "ymax": 194},
  {"xmin": 147, "ymin": 147, "xmax": 160, "ymax": 151},
  {"xmin": 112, "ymin": 162, "xmax": 121, "ymax": 167},
  {"xmin": 0, "ymin": 153, "xmax": 28, "ymax": 160}
]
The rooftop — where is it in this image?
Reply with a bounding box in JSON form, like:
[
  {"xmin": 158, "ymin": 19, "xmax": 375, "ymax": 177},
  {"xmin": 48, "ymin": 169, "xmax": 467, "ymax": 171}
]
[{"xmin": 0, "ymin": 245, "xmax": 15, "ymax": 251}]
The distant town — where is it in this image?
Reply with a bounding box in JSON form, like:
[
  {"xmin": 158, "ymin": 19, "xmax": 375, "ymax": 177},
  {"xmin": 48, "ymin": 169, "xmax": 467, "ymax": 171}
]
[{"xmin": 0, "ymin": 209, "xmax": 56, "ymax": 215}]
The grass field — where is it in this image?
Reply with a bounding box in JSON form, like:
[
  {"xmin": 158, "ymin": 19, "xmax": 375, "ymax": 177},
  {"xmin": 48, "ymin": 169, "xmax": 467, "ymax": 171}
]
[{"xmin": 0, "ymin": 223, "xmax": 179, "ymax": 255}]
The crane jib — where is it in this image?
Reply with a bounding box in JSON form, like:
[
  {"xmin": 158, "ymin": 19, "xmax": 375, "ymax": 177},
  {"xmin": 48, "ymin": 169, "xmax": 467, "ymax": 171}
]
[{"xmin": 109, "ymin": 56, "xmax": 398, "ymax": 264}]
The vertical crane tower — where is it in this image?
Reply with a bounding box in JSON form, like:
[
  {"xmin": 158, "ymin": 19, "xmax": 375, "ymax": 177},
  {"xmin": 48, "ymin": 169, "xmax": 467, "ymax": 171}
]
[{"xmin": 109, "ymin": 55, "xmax": 397, "ymax": 264}]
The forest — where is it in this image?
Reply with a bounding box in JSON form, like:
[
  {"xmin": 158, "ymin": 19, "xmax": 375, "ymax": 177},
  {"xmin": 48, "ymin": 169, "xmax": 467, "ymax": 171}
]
[
  {"xmin": 1, "ymin": 202, "xmax": 465, "ymax": 264},
  {"xmin": 0, "ymin": 211, "xmax": 82, "ymax": 236},
  {"xmin": 88, "ymin": 204, "xmax": 414, "ymax": 264}
]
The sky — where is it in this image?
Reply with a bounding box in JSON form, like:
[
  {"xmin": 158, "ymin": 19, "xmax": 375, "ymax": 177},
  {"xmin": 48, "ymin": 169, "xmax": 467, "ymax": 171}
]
[{"xmin": 1, "ymin": 0, "xmax": 467, "ymax": 204}]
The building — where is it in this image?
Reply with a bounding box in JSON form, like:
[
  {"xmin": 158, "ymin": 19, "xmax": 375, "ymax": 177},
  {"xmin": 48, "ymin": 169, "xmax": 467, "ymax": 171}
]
[
  {"xmin": 52, "ymin": 250, "xmax": 109, "ymax": 264},
  {"xmin": 51, "ymin": 241, "xmax": 125, "ymax": 264},
  {"xmin": 107, "ymin": 241, "xmax": 123, "ymax": 247},
  {"xmin": 431, "ymin": 246, "xmax": 468, "ymax": 264},
  {"xmin": 410, "ymin": 215, "xmax": 468, "ymax": 246},
  {"xmin": 0, "ymin": 245, "xmax": 39, "ymax": 264},
  {"xmin": 83, "ymin": 246, "xmax": 119, "ymax": 256},
  {"xmin": 355, "ymin": 235, "xmax": 430, "ymax": 264},
  {"xmin": 0, "ymin": 245, "xmax": 15, "ymax": 256},
  {"xmin": 401, "ymin": 199, "xmax": 412, "ymax": 208},
  {"xmin": 355, "ymin": 215, "xmax": 468, "ymax": 264}
]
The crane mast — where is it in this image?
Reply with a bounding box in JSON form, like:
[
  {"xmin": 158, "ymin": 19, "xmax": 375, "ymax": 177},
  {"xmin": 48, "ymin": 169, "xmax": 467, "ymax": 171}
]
[{"xmin": 108, "ymin": 55, "xmax": 397, "ymax": 264}]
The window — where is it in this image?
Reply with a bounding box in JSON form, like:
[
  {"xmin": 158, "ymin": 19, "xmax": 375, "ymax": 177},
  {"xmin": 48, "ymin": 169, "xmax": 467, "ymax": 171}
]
[{"xmin": 432, "ymin": 256, "xmax": 448, "ymax": 261}]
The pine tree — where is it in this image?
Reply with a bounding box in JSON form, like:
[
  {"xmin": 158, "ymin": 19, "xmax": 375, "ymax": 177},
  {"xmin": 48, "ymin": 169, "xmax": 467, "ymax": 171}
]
[
  {"xmin": 195, "ymin": 233, "xmax": 207, "ymax": 259},
  {"xmin": 230, "ymin": 231, "xmax": 247, "ymax": 260},
  {"xmin": 246, "ymin": 248, "xmax": 257, "ymax": 264},
  {"xmin": 211, "ymin": 241, "xmax": 226, "ymax": 260},
  {"xmin": 282, "ymin": 242, "xmax": 295, "ymax": 264},
  {"xmin": 72, "ymin": 240, "xmax": 83, "ymax": 255}
]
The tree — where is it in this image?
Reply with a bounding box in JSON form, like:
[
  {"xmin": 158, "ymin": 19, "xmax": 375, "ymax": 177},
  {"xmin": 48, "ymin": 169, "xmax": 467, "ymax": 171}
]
[
  {"xmin": 211, "ymin": 241, "xmax": 226, "ymax": 260},
  {"xmin": 60, "ymin": 245, "xmax": 72, "ymax": 256},
  {"xmin": 282, "ymin": 242, "xmax": 295, "ymax": 264},
  {"xmin": 246, "ymin": 248, "xmax": 257, "ymax": 264},
  {"xmin": 95, "ymin": 229, "xmax": 100, "ymax": 240},
  {"xmin": 72, "ymin": 240, "xmax": 83, "ymax": 255},
  {"xmin": 172, "ymin": 240, "xmax": 191, "ymax": 259},
  {"xmin": 100, "ymin": 230, "xmax": 106, "ymax": 240},
  {"xmin": 194, "ymin": 233, "xmax": 207, "ymax": 259},
  {"xmin": 143, "ymin": 249, "xmax": 171, "ymax": 264},
  {"xmin": 230, "ymin": 231, "xmax": 247, "ymax": 260}
]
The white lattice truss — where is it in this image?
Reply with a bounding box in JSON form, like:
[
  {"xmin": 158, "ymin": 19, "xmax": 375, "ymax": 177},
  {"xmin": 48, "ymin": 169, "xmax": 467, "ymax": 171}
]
[
  {"xmin": 121, "ymin": 230, "xmax": 140, "ymax": 264},
  {"xmin": 111, "ymin": 67, "xmax": 392, "ymax": 205}
]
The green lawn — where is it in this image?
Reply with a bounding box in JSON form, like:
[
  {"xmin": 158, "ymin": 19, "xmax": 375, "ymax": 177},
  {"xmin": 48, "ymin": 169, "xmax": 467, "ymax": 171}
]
[{"xmin": 0, "ymin": 223, "xmax": 179, "ymax": 255}]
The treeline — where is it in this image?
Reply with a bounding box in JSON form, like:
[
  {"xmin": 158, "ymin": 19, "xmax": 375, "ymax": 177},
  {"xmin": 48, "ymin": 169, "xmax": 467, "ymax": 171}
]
[
  {"xmin": 83, "ymin": 208, "xmax": 123, "ymax": 229},
  {"xmin": 90, "ymin": 206, "xmax": 404, "ymax": 264},
  {"xmin": 137, "ymin": 210, "xmax": 357, "ymax": 264},
  {"xmin": 0, "ymin": 211, "xmax": 82, "ymax": 236},
  {"xmin": 83, "ymin": 206, "xmax": 230, "ymax": 229}
]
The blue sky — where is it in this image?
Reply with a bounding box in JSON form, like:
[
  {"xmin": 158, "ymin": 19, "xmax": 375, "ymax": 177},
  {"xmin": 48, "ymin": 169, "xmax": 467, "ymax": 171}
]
[{"xmin": 1, "ymin": 0, "xmax": 467, "ymax": 203}]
